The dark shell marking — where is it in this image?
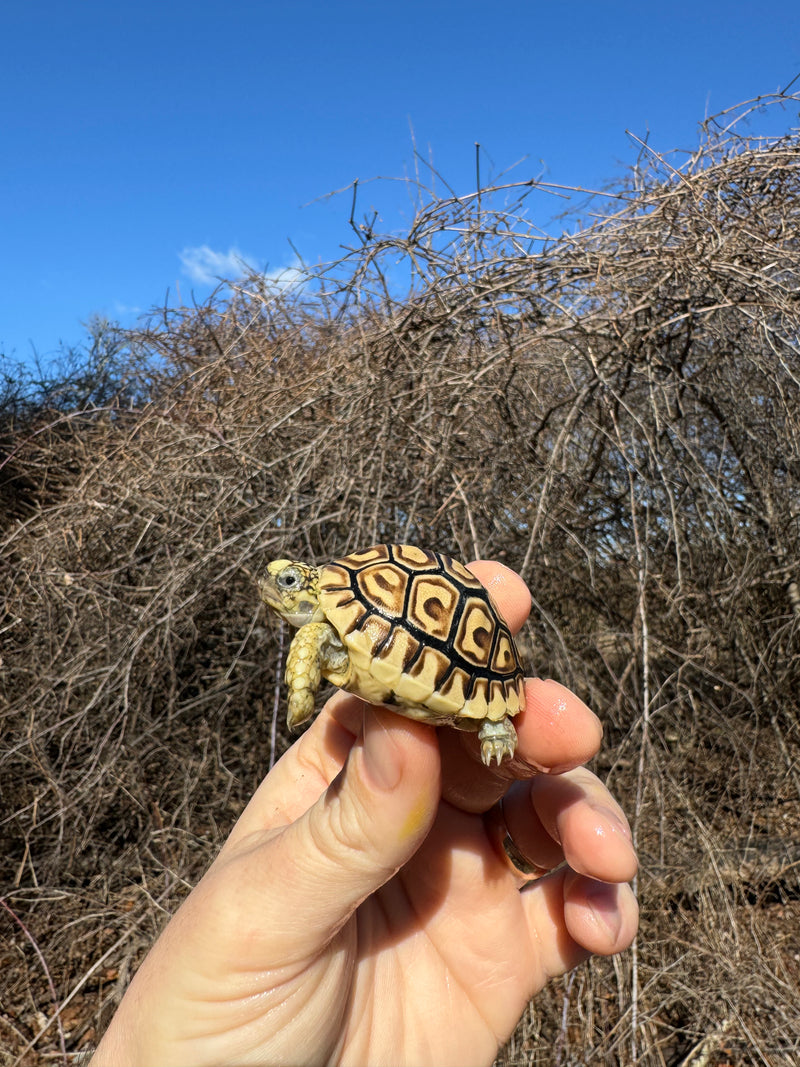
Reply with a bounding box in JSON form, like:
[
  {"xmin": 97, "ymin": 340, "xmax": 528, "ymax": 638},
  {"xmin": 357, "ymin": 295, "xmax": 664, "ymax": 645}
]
[{"xmin": 317, "ymin": 544, "xmax": 525, "ymax": 723}]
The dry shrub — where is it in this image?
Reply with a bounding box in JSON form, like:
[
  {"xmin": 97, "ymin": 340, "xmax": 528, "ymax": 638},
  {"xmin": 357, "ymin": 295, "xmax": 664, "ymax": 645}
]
[{"xmin": 1, "ymin": 92, "xmax": 799, "ymax": 1064}]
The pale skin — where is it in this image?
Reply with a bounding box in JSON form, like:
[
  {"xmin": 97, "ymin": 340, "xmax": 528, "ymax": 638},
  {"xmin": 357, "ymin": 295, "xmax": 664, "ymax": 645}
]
[{"xmin": 90, "ymin": 561, "xmax": 639, "ymax": 1067}]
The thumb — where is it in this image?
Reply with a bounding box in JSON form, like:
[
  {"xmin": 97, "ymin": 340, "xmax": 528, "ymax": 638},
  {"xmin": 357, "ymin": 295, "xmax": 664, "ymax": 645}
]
[{"xmin": 269, "ymin": 706, "xmax": 441, "ymax": 946}]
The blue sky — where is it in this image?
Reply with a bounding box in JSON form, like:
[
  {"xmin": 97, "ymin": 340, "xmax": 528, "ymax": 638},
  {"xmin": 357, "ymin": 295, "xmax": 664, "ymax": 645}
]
[{"xmin": 3, "ymin": 1, "xmax": 799, "ymax": 369}]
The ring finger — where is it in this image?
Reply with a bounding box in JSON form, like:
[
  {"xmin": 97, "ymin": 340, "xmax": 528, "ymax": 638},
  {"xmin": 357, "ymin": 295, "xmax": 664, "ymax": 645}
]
[
  {"xmin": 528, "ymin": 766, "xmax": 638, "ymax": 883},
  {"xmin": 486, "ymin": 768, "xmax": 638, "ymax": 887},
  {"xmin": 485, "ymin": 781, "xmax": 565, "ymax": 882}
]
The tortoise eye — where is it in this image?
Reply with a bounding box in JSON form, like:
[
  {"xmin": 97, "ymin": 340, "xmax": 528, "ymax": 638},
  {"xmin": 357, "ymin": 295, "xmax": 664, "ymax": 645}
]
[{"xmin": 279, "ymin": 568, "xmax": 300, "ymax": 589}]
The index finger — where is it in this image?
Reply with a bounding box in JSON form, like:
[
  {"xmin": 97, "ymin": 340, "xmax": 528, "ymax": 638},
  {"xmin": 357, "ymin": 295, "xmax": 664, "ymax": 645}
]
[
  {"xmin": 439, "ymin": 560, "xmax": 603, "ymax": 811},
  {"xmin": 468, "ymin": 560, "xmax": 605, "ymax": 772},
  {"xmin": 466, "ymin": 559, "xmax": 532, "ymax": 635},
  {"xmin": 438, "ymin": 678, "xmax": 603, "ymax": 812}
]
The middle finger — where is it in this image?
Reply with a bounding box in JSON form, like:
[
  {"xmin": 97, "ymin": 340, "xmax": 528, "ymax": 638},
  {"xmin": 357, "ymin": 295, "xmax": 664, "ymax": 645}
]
[{"xmin": 516, "ymin": 767, "xmax": 638, "ymax": 883}]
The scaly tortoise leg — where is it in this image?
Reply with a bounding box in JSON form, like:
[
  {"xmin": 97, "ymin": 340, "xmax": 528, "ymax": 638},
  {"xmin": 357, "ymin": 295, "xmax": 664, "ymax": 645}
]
[
  {"xmin": 284, "ymin": 622, "xmax": 351, "ymax": 730},
  {"xmin": 478, "ymin": 717, "xmax": 518, "ymax": 767}
]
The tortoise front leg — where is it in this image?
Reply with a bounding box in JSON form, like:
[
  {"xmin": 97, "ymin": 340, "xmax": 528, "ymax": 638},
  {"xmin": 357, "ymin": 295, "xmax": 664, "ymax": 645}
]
[{"xmin": 284, "ymin": 622, "xmax": 351, "ymax": 730}]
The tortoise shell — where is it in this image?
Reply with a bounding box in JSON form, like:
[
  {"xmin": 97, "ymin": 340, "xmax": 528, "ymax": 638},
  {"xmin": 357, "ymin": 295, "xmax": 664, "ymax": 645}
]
[{"xmin": 318, "ymin": 543, "xmax": 525, "ymax": 725}]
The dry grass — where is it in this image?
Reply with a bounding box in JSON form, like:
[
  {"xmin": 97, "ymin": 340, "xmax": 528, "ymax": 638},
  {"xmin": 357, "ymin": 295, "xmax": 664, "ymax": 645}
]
[{"xmin": 2, "ymin": 91, "xmax": 799, "ymax": 1065}]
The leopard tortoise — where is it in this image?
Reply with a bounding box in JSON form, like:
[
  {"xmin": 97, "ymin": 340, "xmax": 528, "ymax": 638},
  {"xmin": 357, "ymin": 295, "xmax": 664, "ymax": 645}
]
[{"xmin": 258, "ymin": 543, "xmax": 526, "ymax": 765}]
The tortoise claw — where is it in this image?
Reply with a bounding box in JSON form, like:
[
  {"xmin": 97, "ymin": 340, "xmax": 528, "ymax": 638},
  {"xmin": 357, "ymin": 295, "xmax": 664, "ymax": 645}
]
[{"xmin": 479, "ymin": 718, "xmax": 518, "ymax": 766}]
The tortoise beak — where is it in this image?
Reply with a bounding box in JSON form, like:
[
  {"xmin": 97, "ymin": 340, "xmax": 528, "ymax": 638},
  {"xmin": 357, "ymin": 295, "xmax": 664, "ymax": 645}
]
[
  {"xmin": 258, "ymin": 576, "xmax": 322, "ymax": 628},
  {"xmin": 257, "ymin": 575, "xmax": 283, "ymax": 612}
]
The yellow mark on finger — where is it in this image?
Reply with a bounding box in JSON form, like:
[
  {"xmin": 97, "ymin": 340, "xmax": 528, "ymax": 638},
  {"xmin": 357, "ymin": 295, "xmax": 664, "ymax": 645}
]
[{"xmin": 399, "ymin": 795, "xmax": 431, "ymax": 842}]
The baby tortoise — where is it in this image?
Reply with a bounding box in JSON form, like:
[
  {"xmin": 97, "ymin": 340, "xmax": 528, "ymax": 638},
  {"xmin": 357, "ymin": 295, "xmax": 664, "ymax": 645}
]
[{"xmin": 258, "ymin": 543, "xmax": 526, "ymax": 765}]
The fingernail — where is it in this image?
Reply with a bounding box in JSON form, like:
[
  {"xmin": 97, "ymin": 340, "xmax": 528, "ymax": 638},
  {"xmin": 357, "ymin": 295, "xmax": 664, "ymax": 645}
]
[
  {"xmin": 585, "ymin": 879, "xmax": 622, "ymax": 940},
  {"xmin": 363, "ymin": 711, "xmax": 403, "ymax": 792}
]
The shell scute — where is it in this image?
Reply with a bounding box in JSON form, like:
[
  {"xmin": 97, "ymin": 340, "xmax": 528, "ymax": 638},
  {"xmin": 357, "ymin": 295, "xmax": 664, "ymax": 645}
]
[
  {"xmin": 322, "ymin": 589, "xmax": 364, "ymax": 635},
  {"xmin": 453, "ymin": 597, "xmax": 496, "ymax": 667},
  {"xmin": 368, "ymin": 627, "xmax": 421, "ymax": 685},
  {"xmin": 356, "ymin": 562, "xmax": 408, "ymax": 617},
  {"xmin": 393, "ymin": 544, "xmax": 439, "ymax": 569},
  {"xmin": 408, "ymin": 575, "xmax": 459, "ymax": 640},
  {"xmin": 344, "ymin": 545, "xmax": 393, "ymax": 567},
  {"xmin": 358, "ymin": 613, "xmax": 393, "ymax": 651},
  {"xmin": 439, "ymin": 554, "xmax": 484, "ymax": 589},
  {"xmin": 405, "ymin": 645, "xmax": 451, "ymax": 695},
  {"xmin": 427, "ymin": 667, "xmax": 469, "ymax": 713},
  {"xmin": 491, "ymin": 632, "xmax": 516, "ymax": 674}
]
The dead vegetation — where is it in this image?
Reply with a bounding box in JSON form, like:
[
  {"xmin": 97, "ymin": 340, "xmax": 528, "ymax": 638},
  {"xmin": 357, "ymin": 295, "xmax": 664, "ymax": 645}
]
[{"xmin": 2, "ymin": 91, "xmax": 800, "ymax": 1065}]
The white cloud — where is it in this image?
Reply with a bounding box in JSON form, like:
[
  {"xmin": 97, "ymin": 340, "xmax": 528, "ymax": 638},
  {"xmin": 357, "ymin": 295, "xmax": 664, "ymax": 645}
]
[
  {"xmin": 178, "ymin": 246, "xmax": 305, "ymax": 294},
  {"xmin": 179, "ymin": 245, "xmax": 256, "ymax": 286},
  {"xmin": 261, "ymin": 263, "xmax": 305, "ymax": 290}
]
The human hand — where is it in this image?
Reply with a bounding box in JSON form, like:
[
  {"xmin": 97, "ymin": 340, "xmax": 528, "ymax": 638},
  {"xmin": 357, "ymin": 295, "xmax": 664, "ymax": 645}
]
[{"xmin": 91, "ymin": 561, "xmax": 638, "ymax": 1067}]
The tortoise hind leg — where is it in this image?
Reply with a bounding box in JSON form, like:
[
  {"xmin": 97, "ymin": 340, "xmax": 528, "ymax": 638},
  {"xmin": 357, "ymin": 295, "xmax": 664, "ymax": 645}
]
[{"xmin": 478, "ymin": 717, "xmax": 518, "ymax": 766}]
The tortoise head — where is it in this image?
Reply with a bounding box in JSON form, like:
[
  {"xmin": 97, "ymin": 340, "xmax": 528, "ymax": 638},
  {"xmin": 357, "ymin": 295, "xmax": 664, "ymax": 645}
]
[{"xmin": 258, "ymin": 559, "xmax": 325, "ymax": 628}]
